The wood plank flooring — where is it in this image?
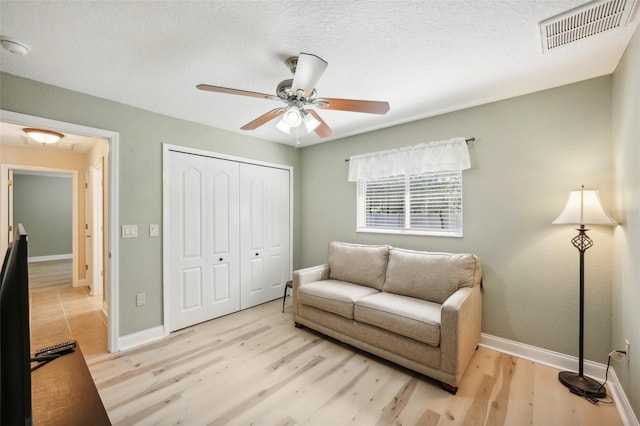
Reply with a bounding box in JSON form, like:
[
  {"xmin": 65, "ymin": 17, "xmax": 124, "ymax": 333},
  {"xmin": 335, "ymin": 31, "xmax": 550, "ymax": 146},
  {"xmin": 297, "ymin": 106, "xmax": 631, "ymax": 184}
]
[
  {"xmin": 27, "ymin": 260, "xmax": 623, "ymax": 425},
  {"xmin": 84, "ymin": 300, "xmax": 623, "ymax": 426},
  {"xmin": 28, "ymin": 257, "xmax": 73, "ymax": 288}
]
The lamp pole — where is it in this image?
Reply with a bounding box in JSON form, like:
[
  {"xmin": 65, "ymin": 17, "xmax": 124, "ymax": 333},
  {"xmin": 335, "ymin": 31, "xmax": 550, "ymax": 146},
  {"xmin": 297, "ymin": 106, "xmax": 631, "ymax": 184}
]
[
  {"xmin": 558, "ymin": 224, "xmax": 605, "ymax": 397},
  {"xmin": 573, "ymin": 225, "xmax": 591, "ymax": 377}
]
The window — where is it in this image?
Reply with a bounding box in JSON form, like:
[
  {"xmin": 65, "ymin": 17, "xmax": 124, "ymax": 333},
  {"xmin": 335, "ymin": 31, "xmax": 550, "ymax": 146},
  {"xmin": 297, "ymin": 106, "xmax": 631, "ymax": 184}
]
[{"xmin": 357, "ymin": 170, "xmax": 462, "ymax": 237}]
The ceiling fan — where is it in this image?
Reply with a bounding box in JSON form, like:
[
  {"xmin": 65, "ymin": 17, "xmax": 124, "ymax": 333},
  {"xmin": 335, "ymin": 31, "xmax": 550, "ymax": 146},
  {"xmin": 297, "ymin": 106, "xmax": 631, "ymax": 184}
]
[{"xmin": 196, "ymin": 53, "xmax": 390, "ymax": 138}]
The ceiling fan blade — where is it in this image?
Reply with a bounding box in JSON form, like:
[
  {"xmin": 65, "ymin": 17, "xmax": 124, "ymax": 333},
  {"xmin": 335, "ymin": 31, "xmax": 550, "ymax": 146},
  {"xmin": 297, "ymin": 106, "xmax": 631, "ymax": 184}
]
[
  {"xmin": 240, "ymin": 108, "xmax": 285, "ymax": 131},
  {"xmin": 307, "ymin": 109, "xmax": 333, "ymax": 138},
  {"xmin": 196, "ymin": 84, "xmax": 278, "ymax": 100},
  {"xmin": 291, "ymin": 53, "xmax": 328, "ymax": 97},
  {"xmin": 315, "ymin": 98, "xmax": 390, "ymax": 115}
]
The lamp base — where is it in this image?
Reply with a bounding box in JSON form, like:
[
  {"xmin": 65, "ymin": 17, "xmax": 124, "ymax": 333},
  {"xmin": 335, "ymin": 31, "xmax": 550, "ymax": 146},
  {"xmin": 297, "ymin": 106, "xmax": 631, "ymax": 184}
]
[{"xmin": 558, "ymin": 371, "xmax": 606, "ymax": 398}]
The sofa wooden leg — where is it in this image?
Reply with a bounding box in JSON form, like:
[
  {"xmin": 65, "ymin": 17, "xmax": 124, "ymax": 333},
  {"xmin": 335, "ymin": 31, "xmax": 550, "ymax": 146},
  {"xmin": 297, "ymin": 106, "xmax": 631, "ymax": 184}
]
[
  {"xmin": 441, "ymin": 382, "xmax": 458, "ymax": 395},
  {"xmin": 294, "ymin": 322, "xmax": 303, "ymax": 328}
]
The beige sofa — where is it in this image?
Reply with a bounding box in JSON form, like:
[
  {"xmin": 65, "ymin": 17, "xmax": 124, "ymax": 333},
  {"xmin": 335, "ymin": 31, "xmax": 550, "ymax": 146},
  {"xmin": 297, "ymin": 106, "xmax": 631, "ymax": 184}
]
[{"xmin": 292, "ymin": 241, "xmax": 482, "ymax": 393}]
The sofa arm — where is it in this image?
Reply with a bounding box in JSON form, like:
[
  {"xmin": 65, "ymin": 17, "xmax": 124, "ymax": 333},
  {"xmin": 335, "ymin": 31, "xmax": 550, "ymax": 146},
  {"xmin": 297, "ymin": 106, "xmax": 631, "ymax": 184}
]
[
  {"xmin": 440, "ymin": 284, "xmax": 482, "ymax": 380},
  {"xmin": 292, "ymin": 264, "xmax": 330, "ymax": 315}
]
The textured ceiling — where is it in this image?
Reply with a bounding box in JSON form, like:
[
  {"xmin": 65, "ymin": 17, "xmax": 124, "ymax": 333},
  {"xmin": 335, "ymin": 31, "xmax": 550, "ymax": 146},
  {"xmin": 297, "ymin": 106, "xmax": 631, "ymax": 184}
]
[{"xmin": 0, "ymin": 1, "xmax": 638, "ymax": 147}]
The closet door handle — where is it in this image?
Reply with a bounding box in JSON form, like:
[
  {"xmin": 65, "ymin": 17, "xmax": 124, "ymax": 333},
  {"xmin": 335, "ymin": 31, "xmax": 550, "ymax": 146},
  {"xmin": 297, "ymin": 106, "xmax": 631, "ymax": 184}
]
[
  {"xmin": 255, "ymin": 253, "xmax": 259, "ymax": 256},
  {"xmin": 219, "ymin": 257, "xmax": 223, "ymax": 261}
]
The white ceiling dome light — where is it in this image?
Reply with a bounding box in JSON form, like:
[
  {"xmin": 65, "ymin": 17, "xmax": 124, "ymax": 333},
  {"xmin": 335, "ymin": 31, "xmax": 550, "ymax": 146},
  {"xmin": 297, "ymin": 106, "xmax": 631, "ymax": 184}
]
[{"xmin": 23, "ymin": 128, "xmax": 64, "ymax": 144}]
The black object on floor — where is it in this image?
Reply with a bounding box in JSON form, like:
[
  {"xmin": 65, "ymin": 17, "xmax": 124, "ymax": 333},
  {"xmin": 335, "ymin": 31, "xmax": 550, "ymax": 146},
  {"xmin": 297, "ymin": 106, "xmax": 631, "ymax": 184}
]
[{"xmin": 282, "ymin": 280, "xmax": 293, "ymax": 312}]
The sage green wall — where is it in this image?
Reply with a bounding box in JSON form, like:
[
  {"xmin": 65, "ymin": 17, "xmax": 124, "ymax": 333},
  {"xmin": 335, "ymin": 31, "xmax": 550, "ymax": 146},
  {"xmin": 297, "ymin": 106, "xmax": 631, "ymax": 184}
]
[
  {"xmin": 0, "ymin": 72, "xmax": 301, "ymax": 336},
  {"xmin": 612, "ymin": 24, "xmax": 640, "ymax": 417},
  {"xmin": 13, "ymin": 173, "xmax": 72, "ymax": 257},
  {"xmin": 299, "ymin": 76, "xmax": 615, "ymax": 364}
]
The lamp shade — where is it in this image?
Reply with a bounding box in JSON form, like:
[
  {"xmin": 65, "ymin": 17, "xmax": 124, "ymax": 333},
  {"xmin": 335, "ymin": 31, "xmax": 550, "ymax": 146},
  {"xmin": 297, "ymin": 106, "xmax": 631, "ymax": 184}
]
[
  {"xmin": 282, "ymin": 106, "xmax": 302, "ymax": 127},
  {"xmin": 302, "ymin": 110, "xmax": 320, "ymax": 132},
  {"xmin": 275, "ymin": 117, "xmax": 291, "ymax": 134},
  {"xmin": 552, "ymin": 187, "xmax": 616, "ymax": 225}
]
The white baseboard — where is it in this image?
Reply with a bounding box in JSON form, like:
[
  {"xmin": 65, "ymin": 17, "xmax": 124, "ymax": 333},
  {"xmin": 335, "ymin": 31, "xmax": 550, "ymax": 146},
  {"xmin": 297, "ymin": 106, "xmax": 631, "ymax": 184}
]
[
  {"xmin": 481, "ymin": 333, "xmax": 639, "ymax": 426},
  {"xmin": 28, "ymin": 253, "xmax": 72, "ymax": 263},
  {"xmin": 116, "ymin": 325, "xmax": 164, "ymax": 352}
]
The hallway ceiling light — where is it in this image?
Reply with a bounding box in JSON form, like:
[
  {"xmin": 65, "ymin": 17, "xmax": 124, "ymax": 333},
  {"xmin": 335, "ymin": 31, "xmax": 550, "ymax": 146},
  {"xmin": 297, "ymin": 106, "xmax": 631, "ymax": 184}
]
[{"xmin": 23, "ymin": 128, "xmax": 64, "ymax": 144}]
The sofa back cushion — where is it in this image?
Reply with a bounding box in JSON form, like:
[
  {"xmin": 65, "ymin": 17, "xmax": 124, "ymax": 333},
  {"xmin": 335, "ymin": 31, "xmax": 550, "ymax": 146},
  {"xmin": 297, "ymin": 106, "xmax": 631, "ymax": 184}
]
[
  {"xmin": 328, "ymin": 241, "xmax": 389, "ymax": 290},
  {"xmin": 383, "ymin": 248, "xmax": 481, "ymax": 303}
]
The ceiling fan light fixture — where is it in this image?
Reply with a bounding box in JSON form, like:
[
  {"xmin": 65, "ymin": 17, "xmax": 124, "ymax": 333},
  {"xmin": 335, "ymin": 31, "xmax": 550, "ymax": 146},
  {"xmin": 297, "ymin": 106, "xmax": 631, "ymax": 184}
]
[
  {"xmin": 282, "ymin": 105, "xmax": 302, "ymax": 127},
  {"xmin": 23, "ymin": 128, "xmax": 64, "ymax": 144},
  {"xmin": 275, "ymin": 117, "xmax": 291, "ymax": 134},
  {"xmin": 302, "ymin": 111, "xmax": 320, "ymax": 132}
]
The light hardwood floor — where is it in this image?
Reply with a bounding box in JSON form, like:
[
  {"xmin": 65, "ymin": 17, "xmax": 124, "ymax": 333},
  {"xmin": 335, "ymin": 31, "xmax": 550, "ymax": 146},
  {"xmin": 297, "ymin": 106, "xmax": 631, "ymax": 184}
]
[{"xmin": 29, "ymin": 261, "xmax": 623, "ymax": 425}]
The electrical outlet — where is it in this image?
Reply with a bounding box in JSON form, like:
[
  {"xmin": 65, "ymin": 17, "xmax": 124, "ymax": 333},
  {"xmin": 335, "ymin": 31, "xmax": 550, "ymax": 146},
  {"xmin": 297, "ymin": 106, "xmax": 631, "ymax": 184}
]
[
  {"xmin": 625, "ymin": 339, "xmax": 630, "ymax": 363},
  {"xmin": 136, "ymin": 293, "xmax": 146, "ymax": 307}
]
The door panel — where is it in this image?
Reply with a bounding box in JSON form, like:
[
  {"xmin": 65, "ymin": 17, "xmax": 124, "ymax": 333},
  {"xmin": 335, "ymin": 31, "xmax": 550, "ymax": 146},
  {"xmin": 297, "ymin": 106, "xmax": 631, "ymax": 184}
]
[
  {"xmin": 168, "ymin": 152, "xmax": 240, "ymax": 331},
  {"xmin": 208, "ymin": 166, "xmax": 239, "ymax": 308},
  {"xmin": 182, "ymin": 267, "xmax": 203, "ymax": 310},
  {"xmin": 240, "ymin": 164, "xmax": 290, "ymax": 309}
]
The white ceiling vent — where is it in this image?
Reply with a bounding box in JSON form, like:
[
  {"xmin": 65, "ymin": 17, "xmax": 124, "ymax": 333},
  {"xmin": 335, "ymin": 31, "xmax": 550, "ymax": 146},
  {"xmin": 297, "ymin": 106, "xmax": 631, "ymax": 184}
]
[{"xmin": 539, "ymin": 0, "xmax": 638, "ymax": 51}]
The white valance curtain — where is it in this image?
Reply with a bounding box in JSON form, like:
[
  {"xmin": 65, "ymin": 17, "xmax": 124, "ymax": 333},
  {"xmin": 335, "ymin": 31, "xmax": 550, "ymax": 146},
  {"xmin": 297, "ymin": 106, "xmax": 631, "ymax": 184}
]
[{"xmin": 347, "ymin": 137, "xmax": 471, "ymax": 182}]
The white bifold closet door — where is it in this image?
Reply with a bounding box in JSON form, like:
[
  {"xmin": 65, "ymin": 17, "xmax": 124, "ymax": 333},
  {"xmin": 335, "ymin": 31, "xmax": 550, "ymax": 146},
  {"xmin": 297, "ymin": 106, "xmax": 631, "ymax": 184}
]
[
  {"xmin": 167, "ymin": 152, "xmax": 241, "ymax": 331},
  {"xmin": 167, "ymin": 150, "xmax": 290, "ymax": 332},
  {"xmin": 239, "ymin": 163, "xmax": 290, "ymax": 309}
]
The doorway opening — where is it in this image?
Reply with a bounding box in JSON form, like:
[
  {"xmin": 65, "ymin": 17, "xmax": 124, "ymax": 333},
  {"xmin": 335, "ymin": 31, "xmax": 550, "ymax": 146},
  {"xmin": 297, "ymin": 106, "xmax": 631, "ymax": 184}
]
[{"xmin": 0, "ymin": 110, "xmax": 120, "ymax": 352}]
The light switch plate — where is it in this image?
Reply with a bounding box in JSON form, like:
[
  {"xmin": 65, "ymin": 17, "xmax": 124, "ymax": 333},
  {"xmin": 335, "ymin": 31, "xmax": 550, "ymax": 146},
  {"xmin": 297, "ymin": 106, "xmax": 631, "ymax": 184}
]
[
  {"xmin": 149, "ymin": 223, "xmax": 159, "ymax": 237},
  {"xmin": 122, "ymin": 224, "xmax": 138, "ymax": 238}
]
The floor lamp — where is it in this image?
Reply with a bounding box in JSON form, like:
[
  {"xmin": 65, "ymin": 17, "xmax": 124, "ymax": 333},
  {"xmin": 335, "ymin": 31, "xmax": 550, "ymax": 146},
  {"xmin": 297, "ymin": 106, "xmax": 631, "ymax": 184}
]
[{"xmin": 552, "ymin": 185, "xmax": 616, "ymax": 397}]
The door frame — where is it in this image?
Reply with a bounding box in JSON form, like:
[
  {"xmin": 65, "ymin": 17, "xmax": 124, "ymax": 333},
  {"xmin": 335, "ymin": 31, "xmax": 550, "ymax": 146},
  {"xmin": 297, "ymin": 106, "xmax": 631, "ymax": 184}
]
[
  {"xmin": 162, "ymin": 143, "xmax": 293, "ymax": 336},
  {"xmin": 90, "ymin": 160, "xmax": 104, "ymax": 297},
  {"xmin": 0, "ymin": 110, "xmax": 120, "ymax": 352}
]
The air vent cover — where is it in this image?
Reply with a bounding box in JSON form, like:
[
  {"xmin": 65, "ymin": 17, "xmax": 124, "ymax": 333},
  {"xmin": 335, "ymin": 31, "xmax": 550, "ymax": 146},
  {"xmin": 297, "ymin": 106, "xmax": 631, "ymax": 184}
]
[{"xmin": 539, "ymin": 0, "xmax": 637, "ymax": 51}]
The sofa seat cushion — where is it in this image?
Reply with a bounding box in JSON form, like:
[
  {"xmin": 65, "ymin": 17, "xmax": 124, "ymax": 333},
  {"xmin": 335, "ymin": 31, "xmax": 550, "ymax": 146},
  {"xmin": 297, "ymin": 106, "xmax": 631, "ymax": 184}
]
[
  {"xmin": 298, "ymin": 279, "xmax": 380, "ymax": 319},
  {"xmin": 383, "ymin": 248, "xmax": 479, "ymax": 304},
  {"xmin": 354, "ymin": 292, "xmax": 441, "ymax": 346},
  {"xmin": 328, "ymin": 241, "xmax": 390, "ymax": 290}
]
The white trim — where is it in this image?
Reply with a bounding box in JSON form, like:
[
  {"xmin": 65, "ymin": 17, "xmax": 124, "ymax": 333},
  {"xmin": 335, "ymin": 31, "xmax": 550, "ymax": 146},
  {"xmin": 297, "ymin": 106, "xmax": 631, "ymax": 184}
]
[
  {"xmin": 117, "ymin": 325, "xmax": 164, "ymax": 352},
  {"xmin": 0, "ymin": 109, "xmax": 120, "ymax": 353},
  {"xmin": 162, "ymin": 146, "xmax": 171, "ymax": 337},
  {"xmin": 163, "ymin": 143, "xmax": 294, "ymax": 172},
  {"xmin": 28, "ymin": 253, "xmax": 72, "ymax": 262},
  {"xmin": 161, "ymin": 143, "xmax": 294, "ymax": 336},
  {"xmin": 12, "ymin": 170, "xmax": 73, "ymax": 179},
  {"xmin": 480, "ymin": 333, "xmax": 638, "ymax": 426},
  {"xmin": 608, "ymin": 368, "xmax": 640, "ymax": 426}
]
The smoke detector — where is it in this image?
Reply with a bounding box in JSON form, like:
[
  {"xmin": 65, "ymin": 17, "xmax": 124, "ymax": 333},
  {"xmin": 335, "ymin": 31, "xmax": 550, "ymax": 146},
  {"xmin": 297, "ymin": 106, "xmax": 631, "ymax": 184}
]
[
  {"xmin": 539, "ymin": 0, "xmax": 638, "ymax": 52},
  {"xmin": 0, "ymin": 36, "xmax": 30, "ymax": 56}
]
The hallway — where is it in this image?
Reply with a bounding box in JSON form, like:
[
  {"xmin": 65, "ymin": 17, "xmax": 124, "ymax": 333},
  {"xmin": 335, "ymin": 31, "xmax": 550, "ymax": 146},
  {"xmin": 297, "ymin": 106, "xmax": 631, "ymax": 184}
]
[{"xmin": 28, "ymin": 259, "xmax": 107, "ymax": 357}]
